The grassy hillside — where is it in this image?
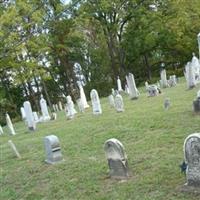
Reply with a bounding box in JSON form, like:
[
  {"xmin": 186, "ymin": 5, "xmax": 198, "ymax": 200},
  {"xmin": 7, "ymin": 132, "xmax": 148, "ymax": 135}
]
[{"xmin": 1, "ymin": 78, "xmax": 200, "ymax": 200}]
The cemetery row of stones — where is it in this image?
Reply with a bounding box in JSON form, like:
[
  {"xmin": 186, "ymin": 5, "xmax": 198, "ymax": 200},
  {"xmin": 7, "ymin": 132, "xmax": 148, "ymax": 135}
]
[{"xmin": 1, "ymin": 53, "xmax": 200, "ymax": 187}]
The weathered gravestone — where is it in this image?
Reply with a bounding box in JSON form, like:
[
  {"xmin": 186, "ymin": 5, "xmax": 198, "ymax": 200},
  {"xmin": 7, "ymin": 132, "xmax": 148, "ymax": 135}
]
[
  {"xmin": 146, "ymin": 85, "xmax": 159, "ymax": 97},
  {"xmin": 20, "ymin": 107, "xmax": 26, "ymax": 120},
  {"xmin": 117, "ymin": 76, "xmax": 123, "ymax": 92},
  {"xmin": 160, "ymin": 69, "xmax": 169, "ymax": 88},
  {"xmin": 108, "ymin": 94, "xmax": 115, "ymax": 108},
  {"xmin": 185, "ymin": 62, "xmax": 196, "ymax": 89},
  {"xmin": 44, "ymin": 135, "xmax": 63, "ymax": 164},
  {"xmin": 40, "ymin": 95, "xmax": 50, "ymax": 121},
  {"xmin": 6, "ymin": 113, "xmax": 16, "ymax": 135},
  {"xmin": 104, "ymin": 138, "xmax": 129, "ymax": 179},
  {"xmin": 115, "ymin": 94, "xmax": 124, "ymax": 112},
  {"xmin": 126, "ymin": 73, "xmax": 139, "ymax": 100},
  {"xmin": 184, "ymin": 133, "xmax": 200, "ymax": 186},
  {"xmin": 8, "ymin": 140, "xmax": 21, "ymax": 159},
  {"xmin": 66, "ymin": 95, "xmax": 76, "ymax": 119},
  {"xmin": 58, "ymin": 101, "xmax": 63, "ymax": 111},
  {"xmin": 0, "ymin": 125, "xmax": 4, "ymax": 135},
  {"xmin": 168, "ymin": 75, "xmax": 177, "ymax": 87},
  {"xmin": 77, "ymin": 98, "xmax": 85, "ymax": 113},
  {"xmin": 90, "ymin": 89, "xmax": 102, "ymax": 114},
  {"xmin": 164, "ymin": 98, "xmax": 170, "ymax": 110},
  {"xmin": 23, "ymin": 101, "xmax": 36, "ymax": 131},
  {"xmin": 193, "ymin": 90, "xmax": 200, "ymax": 113},
  {"xmin": 79, "ymin": 84, "xmax": 89, "ymax": 108}
]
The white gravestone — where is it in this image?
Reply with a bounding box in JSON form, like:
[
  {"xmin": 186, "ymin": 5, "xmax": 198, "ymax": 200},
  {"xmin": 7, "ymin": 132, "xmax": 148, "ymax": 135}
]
[
  {"xmin": 90, "ymin": 89, "xmax": 102, "ymax": 114},
  {"xmin": 33, "ymin": 112, "xmax": 39, "ymax": 123},
  {"xmin": 55, "ymin": 104, "xmax": 59, "ymax": 112},
  {"xmin": 108, "ymin": 95, "xmax": 115, "ymax": 107},
  {"xmin": 58, "ymin": 101, "xmax": 63, "ymax": 111},
  {"xmin": 6, "ymin": 113, "xmax": 16, "ymax": 135},
  {"xmin": 126, "ymin": 73, "xmax": 139, "ymax": 99},
  {"xmin": 51, "ymin": 112, "xmax": 57, "ymax": 120},
  {"xmin": 23, "ymin": 101, "xmax": 36, "ymax": 131},
  {"xmin": 66, "ymin": 95, "xmax": 76, "ymax": 119},
  {"xmin": 79, "ymin": 85, "xmax": 89, "ymax": 108},
  {"xmin": 20, "ymin": 107, "xmax": 26, "ymax": 120},
  {"xmin": 160, "ymin": 69, "xmax": 169, "ymax": 88},
  {"xmin": 0, "ymin": 125, "xmax": 4, "ymax": 135},
  {"xmin": 40, "ymin": 95, "xmax": 50, "ymax": 121},
  {"xmin": 125, "ymin": 84, "xmax": 130, "ymax": 94},
  {"xmin": 191, "ymin": 53, "xmax": 200, "ymax": 83},
  {"xmin": 104, "ymin": 138, "xmax": 129, "ymax": 179},
  {"xmin": 184, "ymin": 133, "xmax": 200, "ymax": 186},
  {"xmin": 111, "ymin": 88, "xmax": 115, "ymax": 96},
  {"xmin": 77, "ymin": 98, "xmax": 85, "ymax": 113},
  {"xmin": 147, "ymin": 85, "xmax": 159, "ymax": 97},
  {"xmin": 168, "ymin": 75, "xmax": 177, "ymax": 87},
  {"xmin": 185, "ymin": 62, "xmax": 196, "ymax": 89},
  {"xmin": 44, "ymin": 135, "xmax": 63, "ymax": 164},
  {"xmin": 8, "ymin": 140, "xmax": 21, "ymax": 159},
  {"xmin": 117, "ymin": 76, "xmax": 123, "ymax": 92},
  {"xmin": 115, "ymin": 94, "xmax": 124, "ymax": 112}
]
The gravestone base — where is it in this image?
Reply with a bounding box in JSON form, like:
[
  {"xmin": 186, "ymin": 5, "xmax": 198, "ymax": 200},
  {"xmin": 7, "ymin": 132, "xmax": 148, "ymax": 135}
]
[
  {"xmin": 45, "ymin": 151, "xmax": 64, "ymax": 164},
  {"xmin": 193, "ymin": 98, "xmax": 200, "ymax": 113}
]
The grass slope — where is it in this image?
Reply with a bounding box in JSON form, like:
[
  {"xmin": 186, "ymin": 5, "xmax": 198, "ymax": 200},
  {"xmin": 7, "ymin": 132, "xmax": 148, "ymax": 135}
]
[{"xmin": 1, "ymin": 79, "xmax": 200, "ymax": 200}]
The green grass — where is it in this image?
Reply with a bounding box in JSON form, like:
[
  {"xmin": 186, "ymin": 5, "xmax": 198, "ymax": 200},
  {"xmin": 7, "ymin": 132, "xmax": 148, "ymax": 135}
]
[{"xmin": 1, "ymin": 78, "xmax": 200, "ymax": 200}]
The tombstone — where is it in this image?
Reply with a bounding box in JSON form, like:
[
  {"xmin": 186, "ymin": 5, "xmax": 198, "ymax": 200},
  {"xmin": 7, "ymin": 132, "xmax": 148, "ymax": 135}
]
[
  {"xmin": 126, "ymin": 73, "xmax": 139, "ymax": 100},
  {"xmin": 145, "ymin": 81, "xmax": 149, "ymax": 90},
  {"xmin": 168, "ymin": 75, "xmax": 177, "ymax": 87},
  {"xmin": 191, "ymin": 53, "xmax": 200, "ymax": 83},
  {"xmin": 184, "ymin": 133, "xmax": 200, "ymax": 186},
  {"xmin": 52, "ymin": 104, "xmax": 57, "ymax": 112},
  {"xmin": 0, "ymin": 125, "xmax": 4, "ymax": 135},
  {"xmin": 58, "ymin": 101, "xmax": 63, "ymax": 111},
  {"xmin": 147, "ymin": 85, "xmax": 159, "ymax": 97},
  {"xmin": 44, "ymin": 135, "xmax": 63, "ymax": 164},
  {"xmin": 23, "ymin": 101, "xmax": 36, "ymax": 131},
  {"xmin": 55, "ymin": 104, "xmax": 59, "ymax": 112},
  {"xmin": 117, "ymin": 76, "xmax": 123, "ymax": 92},
  {"xmin": 115, "ymin": 94, "xmax": 124, "ymax": 112},
  {"xmin": 111, "ymin": 88, "xmax": 115, "ymax": 96},
  {"xmin": 104, "ymin": 138, "xmax": 129, "ymax": 179},
  {"xmin": 164, "ymin": 98, "xmax": 170, "ymax": 110},
  {"xmin": 185, "ymin": 62, "xmax": 196, "ymax": 89},
  {"xmin": 108, "ymin": 95, "xmax": 115, "ymax": 108},
  {"xmin": 77, "ymin": 98, "xmax": 85, "ymax": 113},
  {"xmin": 160, "ymin": 69, "xmax": 169, "ymax": 88},
  {"xmin": 20, "ymin": 107, "xmax": 26, "ymax": 120},
  {"xmin": 193, "ymin": 90, "xmax": 200, "ymax": 113},
  {"xmin": 90, "ymin": 89, "xmax": 102, "ymax": 114},
  {"xmin": 51, "ymin": 112, "xmax": 57, "ymax": 120},
  {"xmin": 40, "ymin": 95, "xmax": 50, "ymax": 121},
  {"xmin": 8, "ymin": 140, "xmax": 21, "ymax": 159},
  {"xmin": 66, "ymin": 95, "xmax": 76, "ymax": 119},
  {"xmin": 6, "ymin": 113, "xmax": 16, "ymax": 135},
  {"xmin": 125, "ymin": 84, "xmax": 129, "ymax": 94},
  {"xmin": 79, "ymin": 84, "xmax": 89, "ymax": 108},
  {"xmin": 33, "ymin": 112, "xmax": 39, "ymax": 123}
]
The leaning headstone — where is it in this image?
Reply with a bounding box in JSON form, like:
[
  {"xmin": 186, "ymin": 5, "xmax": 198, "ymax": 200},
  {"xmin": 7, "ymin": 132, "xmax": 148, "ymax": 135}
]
[
  {"xmin": 79, "ymin": 84, "xmax": 89, "ymax": 108},
  {"xmin": 193, "ymin": 90, "xmax": 200, "ymax": 113},
  {"xmin": 90, "ymin": 89, "xmax": 102, "ymax": 114},
  {"xmin": 20, "ymin": 107, "xmax": 26, "ymax": 120},
  {"xmin": 40, "ymin": 95, "xmax": 50, "ymax": 121},
  {"xmin": 6, "ymin": 113, "xmax": 16, "ymax": 135},
  {"xmin": 44, "ymin": 135, "xmax": 63, "ymax": 164},
  {"xmin": 66, "ymin": 95, "xmax": 76, "ymax": 119},
  {"xmin": 0, "ymin": 125, "xmax": 4, "ymax": 135},
  {"xmin": 160, "ymin": 69, "xmax": 169, "ymax": 88},
  {"xmin": 184, "ymin": 133, "xmax": 200, "ymax": 186},
  {"xmin": 115, "ymin": 94, "xmax": 124, "ymax": 112},
  {"xmin": 164, "ymin": 98, "xmax": 170, "ymax": 110},
  {"xmin": 126, "ymin": 73, "xmax": 139, "ymax": 99},
  {"xmin": 108, "ymin": 95, "xmax": 115, "ymax": 108},
  {"xmin": 8, "ymin": 140, "xmax": 21, "ymax": 159},
  {"xmin": 23, "ymin": 101, "xmax": 36, "ymax": 131},
  {"xmin": 104, "ymin": 138, "xmax": 129, "ymax": 179},
  {"xmin": 117, "ymin": 76, "xmax": 123, "ymax": 92}
]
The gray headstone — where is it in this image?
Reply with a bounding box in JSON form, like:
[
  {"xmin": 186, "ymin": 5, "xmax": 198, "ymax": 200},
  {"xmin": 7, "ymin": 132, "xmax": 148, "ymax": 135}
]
[
  {"xmin": 164, "ymin": 98, "xmax": 170, "ymax": 110},
  {"xmin": 90, "ymin": 89, "xmax": 102, "ymax": 114},
  {"xmin": 184, "ymin": 133, "xmax": 200, "ymax": 186},
  {"xmin": 104, "ymin": 138, "xmax": 129, "ymax": 179},
  {"xmin": 115, "ymin": 94, "xmax": 124, "ymax": 112},
  {"xmin": 44, "ymin": 135, "xmax": 63, "ymax": 164},
  {"xmin": 193, "ymin": 91, "xmax": 200, "ymax": 113}
]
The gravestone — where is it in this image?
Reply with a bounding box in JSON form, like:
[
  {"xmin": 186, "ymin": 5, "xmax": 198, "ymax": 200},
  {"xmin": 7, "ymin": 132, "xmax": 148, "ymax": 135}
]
[
  {"xmin": 111, "ymin": 88, "xmax": 115, "ymax": 96},
  {"xmin": 52, "ymin": 104, "xmax": 57, "ymax": 112},
  {"xmin": 115, "ymin": 94, "xmax": 124, "ymax": 112},
  {"xmin": 168, "ymin": 75, "xmax": 177, "ymax": 87},
  {"xmin": 8, "ymin": 140, "xmax": 21, "ymax": 159},
  {"xmin": 23, "ymin": 101, "xmax": 36, "ymax": 131},
  {"xmin": 51, "ymin": 112, "xmax": 57, "ymax": 120},
  {"xmin": 147, "ymin": 85, "xmax": 159, "ymax": 97},
  {"xmin": 117, "ymin": 76, "xmax": 123, "ymax": 92},
  {"xmin": 160, "ymin": 69, "xmax": 169, "ymax": 88},
  {"xmin": 164, "ymin": 98, "xmax": 170, "ymax": 110},
  {"xmin": 66, "ymin": 95, "xmax": 76, "ymax": 119},
  {"xmin": 0, "ymin": 125, "xmax": 4, "ymax": 135},
  {"xmin": 40, "ymin": 95, "xmax": 50, "ymax": 121},
  {"xmin": 33, "ymin": 112, "xmax": 39, "ymax": 123},
  {"xmin": 125, "ymin": 84, "xmax": 130, "ymax": 94},
  {"xmin": 55, "ymin": 104, "xmax": 59, "ymax": 112},
  {"xmin": 108, "ymin": 94, "xmax": 115, "ymax": 107},
  {"xmin": 20, "ymin": 107, "xmax": 26, "ymax": 120},
  {"xmin": 77, "ymin": 98, "xmax": 85, "ymax": 113},
  {"xmin": 90, "ymin": 89, "xmax": 102, "ymax": 114},
  {"xmin": 79, "ymin": 84, "xmax": 89, "ymax": 108},
  {"xmin": 44, "ymin": 135, "xmax": 63, "ymax": 164},
  {"xmin": 58, "ymin": 101, "xmax": 63, "ymax": 111},
  {"xmin": 185, "ymin": 62, "xmax": 196, "ymax": 89},
  {"xmin": 126, "ymin": 73, "xmax": 139, "ymax": 99},
  {"xmin": 104, "ymin": 138, "xmax": 129, "ymax": 179},
  {"xmin": 193, "ymin": 90, "xmax": 200, "ymax": 113},
  {"xmin": 191, "ymin": 53, "xmax": 200, "ymax": 83},
  {"xmin": 6, "ymin": 113, "xmax": 16, "ymax": 135},
  {"xmin": 184, "ymin": 133, "xmax": 200, "ymax": 186}
]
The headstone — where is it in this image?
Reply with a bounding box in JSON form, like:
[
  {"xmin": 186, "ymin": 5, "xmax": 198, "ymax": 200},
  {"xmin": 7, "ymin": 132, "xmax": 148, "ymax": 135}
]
[
  {"xmin": 145, "ymin": 81, "xmax": 149, "ymax": 90},
  {"xmin": 164, "ymin": 98, "xmax": 170, "ymax": 110},
  {"xmin": 111, "ymin": 88, "xmax": 115, "ymax": 96},
  {"xmin": 51, "ymin": 112, "xmax": 57, "ymax": 120},
  {"xmin": 193, "ymin": 90, "xmax": 200, "ymax": 113},
  {"xmin": 55, "ymin": 104, "xmax": 59, "ymax": 112},
  {"xmin": 66, "ymin": 95, "xmax": 76, "ymax": 119},
  {"xmin": 115, "ymin": 94, "xmax": 124, "ymax": 112},
  {"xmin": 40, "ymin": 95, "xmax": 50, "ymax": 121},
  {"xmin": 185, "ymin": 62, "xmax": 196, "ymax": 89},
  {"xmin": 77, "ymin": 98, "xmax": 85, "ymax": 113},
  {"xmin": 20, "ymin": 107, "xmax": 26, "ymax": 120},
  {"xmin": 33, "ymin": 112, "xmax": 39, "ymax": 123},
  {"xmin": 8, "ymin": 140, "xmax": 21, "ymax": 159},
  {"xmin": 6, "ymin": 113, "xmax": 16, "ymax": 135},
  {"xmin": 104, "ymin": 138, "xmax": 129, "ymax": 179},
  {"xmin": 0, "ymin": 125, "xmax": 4, "ymax": 135},
  {"xmin": 191, "ymin": 53, "xmax": 200, "ymax": 83},
  {"xmin": 160, "ymin": 69, "xmax": 169, "ymax": 88},
  {"xmin": 108, "ymin": 95, "xmax": 115, "ymax": 107},
  {"xmin": 117, "ymin": 76, "xmax": 123, "ymax": 92},
  {"xmin": 126, "ymin": 73, "xmax": 139, "ymax": 99},
  {"xmin": 147, "ymin": 85, "xmax": 159, "ymax": 97},
  {"xmin": 79, "ymin": 84, "xmax": 89, "ymax": 108},
  {"xmin": 168, "ymin": 75, "xmax": 177, "ymax": 87},
  {"xmin": 184, "ymin": 133, "xmax": 200, "ymax": 186},
  {"xmin": 90, "ymin": 89, "xmax": 102, "ymax": 114},
  {"xmin": 44, "ymin": 135, "xmax": 63, "ymax": 164},
  {"xmin": 52, "ymin": 104, "xmax": 57, "ymax": 112},
  {"xmin": 58, "ymin": 101, "xmax": 63, "ymax": 111},
  {"xmin": 125, "ymin": 84, "xmax": 129, "ymax": 94},
  {"xmin": 23, "ymin": 101, "xmax": 36, "ymax": 131}
]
